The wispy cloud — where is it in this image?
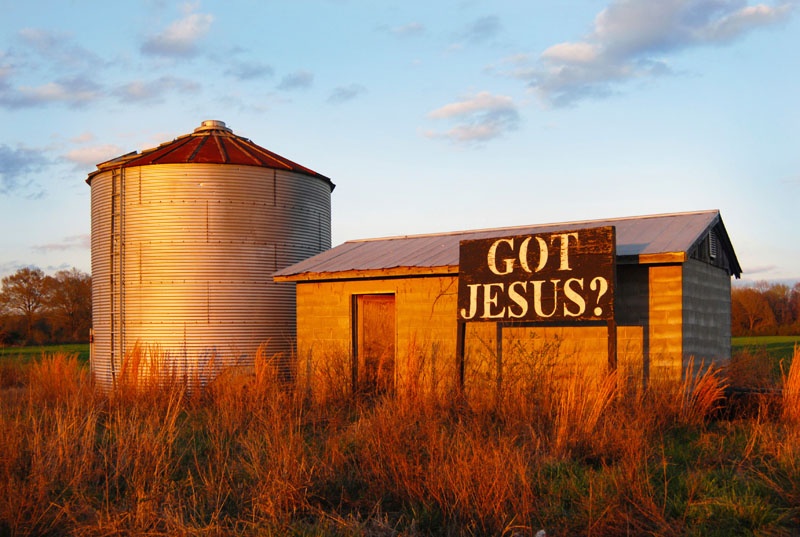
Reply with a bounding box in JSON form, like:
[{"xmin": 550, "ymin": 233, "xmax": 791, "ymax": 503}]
[
  {"xmin": 461, "ymin": 15, "xmax": 502, "ymax": 44},
  {"xmin": 389, "ymin": 22, "xmax": 426, "ymax": 37},
  {"xmin": 425, "ymin": 91, "xmax": 520, "ymax": 143},
  {"xmin": 327, "ymin": 83, "xmax": 366, "ymax": 104},
  {"xmin": 0, "ymin": 145, "xmax": 49, "ymax": 196},
  {"xmin": 739, "ymin": 264, "xmax": 779, "ymax": 279},
  {"xmin": 141, "ymin": 8, "xmax": 214, "ymax": 58},
  {"xmin": 63, "ymin": 144, "xmax": 124, "ymax": 168},
  {"xmin": 113, "ymin": 76, "xmax": 200, "ymax": 103},
  {"xmin": 17, "ymin": 28, "xmax": 104, "ymax": 70},
  {"xmin": 0, "ymin": 261, "xmax": 30, "ymax": 278},
  {"xmin": 32, "ymin": 234, "xmax": 91, "ymax": 253},
  {"xmin": 0, "ymin": 30, "xmax": 106, "ymax": 110},
  {"xmin": 225, "ymin": 60, "xmax": 274, "ymax": 80},
  {"xmin": 510, "ymin": 0, "xmax": 794, "ymax": 107},
  {"xmin": 70, "ymin": 132, "xmax": 95, "ymax": 144},
  {"xmin": 277, "ymin": 70, "xmax": 314, "ymax": 91},
  {"xmin": 0, "ymin": 75, "xmax": 102, "ymax": 109}
]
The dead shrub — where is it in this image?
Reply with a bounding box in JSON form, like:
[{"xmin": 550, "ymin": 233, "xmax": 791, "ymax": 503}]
[{"xmin": 728, "ymin": 347, "xmax": 780, "ymax": 389}]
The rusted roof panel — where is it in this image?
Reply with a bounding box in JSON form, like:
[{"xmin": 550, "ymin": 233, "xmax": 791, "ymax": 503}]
[
  {"xmin": 275, "ymin": 210, "xmax": 742, "ymax": 279},
  {"xmin": 87, "ymin": 120, "xmax": 334, "ymax": 188}
]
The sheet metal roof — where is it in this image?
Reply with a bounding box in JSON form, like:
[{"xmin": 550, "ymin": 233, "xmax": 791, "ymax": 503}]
[
  {"xmin": 274, "ymin": 210, "xmax": 742, "ymax": 280},
  {"xmin": 87, "ymin": 120, "xmax": 334, "ymax": 188}
]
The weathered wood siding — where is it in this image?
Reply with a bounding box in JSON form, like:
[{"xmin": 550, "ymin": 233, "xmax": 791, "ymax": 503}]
[
  {"xmin": 296, "ymin": 273, "xmax": 650, "ymax": 398},
  {"xmin": 647, "ymin": 264, "xmax": 684, "ymax": 381},
  {"xmin": 682, "ymin": 258, "xmax": 731, "ymax": 368},
  {"xmin": 294, "ymin": 276, "xmax": 460, "ymax": 399},
  {"xmin": 294, "ymin": 257, "xmax": 730, "ymax": 396},
  {"xmin": 461, "ymin": 323, "xmax": 642, "ymax": 402}
]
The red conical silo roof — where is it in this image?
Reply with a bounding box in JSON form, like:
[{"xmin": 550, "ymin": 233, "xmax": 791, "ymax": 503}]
[{"xmin": 87, "ymin": 120, "xmax": 334, "ymax": 189}]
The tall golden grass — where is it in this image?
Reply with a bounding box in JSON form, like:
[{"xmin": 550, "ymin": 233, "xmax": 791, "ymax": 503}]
[
  {"xmin": 0, "ymin": 345, "xmax": 798, "ymax": 535},
  {"xmin": 782, "ymin": 345, "xmax": 800, "ymax": 424}
]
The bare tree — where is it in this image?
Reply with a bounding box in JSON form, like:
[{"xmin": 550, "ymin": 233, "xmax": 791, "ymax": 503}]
[
  {"xmin": 0, "ymin": 267, "xmax": 48, "ymax": 343},
  {"xmin": 46, "ymin": 268, "xmax": 91, "ymax": 342},
  {"xmin": 762, "ymin": 283, "xmax": 792, "ymax": 327},
  {"xmin": 731, "ymin": 287, "xmax": 777, "ymax": 336}
]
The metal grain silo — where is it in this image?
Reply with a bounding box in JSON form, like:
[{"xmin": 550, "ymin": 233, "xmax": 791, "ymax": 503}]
[{"xmin": 87, "ymin": 120, "xmax": 334, "ymax": 389}]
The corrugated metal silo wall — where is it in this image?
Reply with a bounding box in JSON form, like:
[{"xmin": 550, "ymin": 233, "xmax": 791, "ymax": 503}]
[
  {"xmin": 90, "ymin": 172, "xmax": 113, "ymax": 386},
  {"xmin": 90, "ymin": 163, "xmax": 332, "ymax": 389}
]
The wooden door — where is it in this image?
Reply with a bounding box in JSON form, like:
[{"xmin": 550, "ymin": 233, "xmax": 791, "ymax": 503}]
[{"xmin": 356, "ymin": 294, "xmax": 396, "ymax": 395}]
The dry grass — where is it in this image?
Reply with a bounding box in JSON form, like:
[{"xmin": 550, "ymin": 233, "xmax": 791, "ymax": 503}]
[
  {"xmin": 782, "ymin": 346, "xmax": 800, "ymax": 424},
  {"xmin": 1, "ymin": 345, "xmax": 799, "ymax": 535}
]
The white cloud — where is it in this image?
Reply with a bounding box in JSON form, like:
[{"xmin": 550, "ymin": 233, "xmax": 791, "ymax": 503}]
[
  {"xmin": 426, "ymin": 91, "xmax": 520, "ymax": 143},
  {"xmin": 428, "ymin": 91, "xmax": 516, "ymax": 119},
  {"xmin": 20, "ymin": 81, "xmax": 96, "ymax": 104},
  {"xmin": 541, "ymin": 42, "xmax": 600, "ymax": 64},
  {"xmin": 63, "ymin": 144, "xmax": 124, "ymax": 167},
  {"xmin": 141, "ymin": 10, "xmax": 214, "ymax": 57},
  {"xmin": 516, "ymin": 0, "xmax": 795, "ymax": 106},
  {"xmin": 0, "ymin": 76, "xmax": 102, "ymax": 109},
  {"xmin": 703, "ymin": 3, "xmax": 792, "ymax": 41}
]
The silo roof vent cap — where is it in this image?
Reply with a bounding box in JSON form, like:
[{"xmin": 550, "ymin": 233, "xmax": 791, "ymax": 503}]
[{"xmin": 194, "ymin": 119, "xmax": 232, "ymax": 133}]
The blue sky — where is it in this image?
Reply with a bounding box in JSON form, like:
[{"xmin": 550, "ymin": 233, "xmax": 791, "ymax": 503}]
[{"xmin": 1, "ymin": 0, "xmax": 798, "ymax": 283}]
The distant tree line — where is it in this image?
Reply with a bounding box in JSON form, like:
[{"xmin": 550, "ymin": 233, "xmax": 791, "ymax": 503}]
[
  {"xmin": 731, "ymin": 281, "xmax": 800, "ymax": 337},
  {"xmin": 0, "ymin": 267, "xmax": 91, "ymax": 346},
  {"xmin": 1, "ymin": 264, "xmax": 797, "ymax": 344}
]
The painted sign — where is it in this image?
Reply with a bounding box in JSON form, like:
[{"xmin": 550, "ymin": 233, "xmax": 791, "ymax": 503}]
[{"xmin": 457, "ymin": 226, "xmax": 616, "ymax": 323}]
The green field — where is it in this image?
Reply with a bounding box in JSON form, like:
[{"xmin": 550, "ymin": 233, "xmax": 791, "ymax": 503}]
[
  {"xmin": 732, "ymin": 335, "xmax": 800, "ymax": 361},
  {"xmin": 0, "ymin": 343, "xmax": 90, "ymax": 364},
  {"xmin": 0, "ymin": 337, "xmax": 796, "ymax": 368}
]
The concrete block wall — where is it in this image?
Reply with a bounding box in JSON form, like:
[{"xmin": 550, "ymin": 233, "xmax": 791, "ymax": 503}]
[{"xmin": 682, "ymin": 258, "xmax": 731, "ymax": 369}]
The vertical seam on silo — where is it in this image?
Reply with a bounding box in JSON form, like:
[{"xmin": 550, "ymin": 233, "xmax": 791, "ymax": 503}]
[
  {"xmin": 109, "ymin": 168, "xmax": 117, "ymax": 387},
  {"xmin": 120, "ymin": 167, "xmax": 125, "ymax": 361}
]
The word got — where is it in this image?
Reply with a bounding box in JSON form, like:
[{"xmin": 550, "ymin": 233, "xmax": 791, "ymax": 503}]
[{"xmin": 457, "ymin": 227, "xmax": 615, "ymax": 323}]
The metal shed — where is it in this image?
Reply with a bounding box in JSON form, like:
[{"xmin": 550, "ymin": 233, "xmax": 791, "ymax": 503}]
[
  {"xmin": 88, "ymin": 120, "xmax": 334, "ymax": 389},
  {"xmin": 274, "ymin": 210, "xmax": 741, "ymax": 397}
]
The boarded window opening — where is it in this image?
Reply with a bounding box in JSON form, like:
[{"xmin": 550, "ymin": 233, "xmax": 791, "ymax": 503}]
[{"xmin": 354, "ymin": 294, "xmax": 396, "ymax": 396}]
